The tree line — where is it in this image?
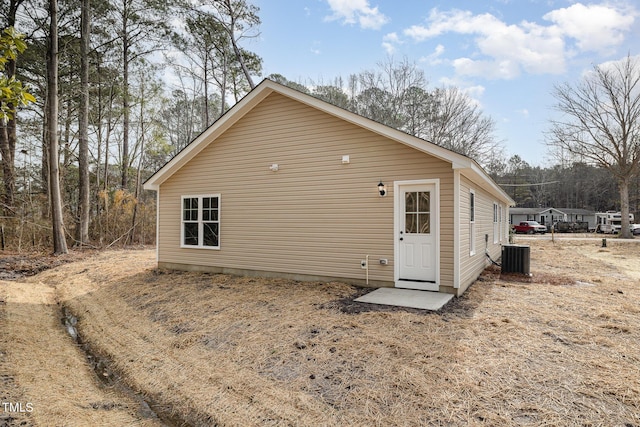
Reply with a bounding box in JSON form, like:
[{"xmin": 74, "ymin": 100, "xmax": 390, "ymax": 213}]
[
  {"xmin": 2, "ymin": 0, "xmax": 638, "ymax": 252},
  {"xmin": 489, "ymin": 155, "xmax": 639, "ymax": 216},
  {"xmin": 1, "ymin": 0, "xmax": 262, "ymax": 253}
]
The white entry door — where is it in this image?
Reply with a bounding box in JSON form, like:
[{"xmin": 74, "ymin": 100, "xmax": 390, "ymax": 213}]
[{"xmin": 396, "ymin": 183, "xmax": 438, "ymax": 291}]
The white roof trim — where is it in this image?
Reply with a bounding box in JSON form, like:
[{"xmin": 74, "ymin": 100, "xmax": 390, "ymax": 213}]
[{"xmin": 144, "ymin": 79, "xmax": 514, "ymax": 205}]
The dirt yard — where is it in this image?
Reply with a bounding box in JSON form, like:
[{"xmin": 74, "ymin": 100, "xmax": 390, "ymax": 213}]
[{"xmin": 1, "ymin": 238, "xmax": 639, "ymax": 426}]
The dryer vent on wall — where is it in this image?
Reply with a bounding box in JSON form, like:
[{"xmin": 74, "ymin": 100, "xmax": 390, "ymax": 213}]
[{"xmin": 501, "ymin": 245, "xmax": 530, "ymax": 275}]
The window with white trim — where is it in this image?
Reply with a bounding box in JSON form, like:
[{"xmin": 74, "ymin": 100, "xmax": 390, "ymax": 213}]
[
  {"xmin": 181, "ymin": 195, "xmax": 220, "ymax": 249},
  {"xmin": 470, "ymin": 190, "xmax": 476, "ymax": 255},
  {"xmin": 493, "ymin": 202, "xmax": 499, "ymax": 244},
  {"xmin": 499, "ymin": 204, "xmax": 504, "ymax": 241}
]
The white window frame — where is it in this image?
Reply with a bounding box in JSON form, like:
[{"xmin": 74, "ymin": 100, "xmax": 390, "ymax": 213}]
[
  {"xmin": 180, "ymin": 194, "xmax": 221, "ymax": 249},
  {"xmin": 499, "ymin": 204, "xmax": 504, "ymax": 242},
  {"xmin": 469, "ymin": 189, "xmax": 476, "ymax": 256},
  {"xmin": 493, "ymin": 202, "xmax": 499, "ymax": 244}
]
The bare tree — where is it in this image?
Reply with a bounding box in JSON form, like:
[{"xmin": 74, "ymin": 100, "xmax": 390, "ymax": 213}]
[
  {"xmin": 108, "ymin": 0, "xmax": 168, "ymax": 189},
  {"xmin": 47, "ymin": 0, "xmax": 68, "ymax": 254},
  {"xmin": 548, "ymin": 55, "xmax": 640, "ymax": 238},
  {"xmin": 425, "ymin": 86, "xmax": 500, "ymax": 166},
  {"xmin": 346, "ymin": 57, "xmax": 501, "ymax": 167},
  {"xmin": 172, "ymin": 0, "xmax": 262, "ymax": 120},
  {"xmin": 207, "ymin": 0, "xmax": 260, "ymax": 89},
  {"xmin": 171, "ymin": 11, "xmax": 229, "ymax": 124},
  {"xmin": 353, "ymin": 57, "xmax": 427, "ymax": 129}
]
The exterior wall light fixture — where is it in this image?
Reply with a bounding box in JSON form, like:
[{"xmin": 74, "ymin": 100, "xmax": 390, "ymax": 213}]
[{"xmin": 378, "ymin": 181, "xmax": 387, "ymax": 197}]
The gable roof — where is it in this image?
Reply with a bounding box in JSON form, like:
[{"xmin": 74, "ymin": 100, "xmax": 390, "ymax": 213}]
[
  {"xmin": 511, "ymin": 207, "xmax": 595, "ymax": 216},
  {"xmin": 509, "ymin": 208, "xmax": 545, "ymax": 215},
  {"xmin": 144, "ymin": 79, "xmax": 514, "ymax": 205},
  {"xmin": 539, "ymin": 207, "xmax": 568, "ymax": 215}
]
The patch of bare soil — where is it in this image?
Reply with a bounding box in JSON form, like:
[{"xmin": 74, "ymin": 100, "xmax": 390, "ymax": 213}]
[
  {"xmin": 2, "ymin": 239, "xmax": 640, "ymax": 426},
  {"xmin": 0, "ymin": 250, "xmax": 92, "ymax": 280}
]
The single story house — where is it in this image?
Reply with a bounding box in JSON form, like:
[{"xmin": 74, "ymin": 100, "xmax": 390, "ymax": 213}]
[
  {"xmin": 510, "ymin": 207, "xmax": 596, "ymax": 229},
  {"xmin": 144, "ymin": 79, "xmax": 514, "ymax": 296}
]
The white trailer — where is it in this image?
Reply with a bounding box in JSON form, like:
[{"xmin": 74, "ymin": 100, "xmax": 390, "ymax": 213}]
[{"xmin": 595, "ymin": 211, "xmax": 634, "ymax": 234}]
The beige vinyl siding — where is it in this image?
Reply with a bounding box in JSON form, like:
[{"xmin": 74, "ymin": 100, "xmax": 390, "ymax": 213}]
[
  {"xmin": 158, "ymin": 92, "xmax": 455, "ymax": 288},
  {"xmin": 458, "ymin": 175, "xmax": 503, "ymax": 294}
]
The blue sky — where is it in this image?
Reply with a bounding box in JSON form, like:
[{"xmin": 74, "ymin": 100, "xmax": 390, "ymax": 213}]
[{"xmin": 249, "ymin": 0, "xmax": 639, "ymax": 167}]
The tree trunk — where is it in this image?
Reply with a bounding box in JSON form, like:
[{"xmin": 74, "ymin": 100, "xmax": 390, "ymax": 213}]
[
  {"xmin": 121, "ymin": 13, "xmax": 130, "ymax": 190},
  {"xmin": 41, "ymin": 105, "xmax": 50, "ymax": 215},
  {"xmin": 60, "ymin": 96, "xmax": 71, "ymax": 197},
  {"xmin": 0, "ymin": 0, "xmax": 25, "ymax": 214},
  {"xmin": 76, "ymin": 0, "xmax": 90, "ymax": 246},
  {"xmin": 128, "ymin": 84, "xmax": 146, "ymax": 245},
  {"xmin": 223, "ymin": 0, "xmax": 255, "ymax": 89},
  {"xmin": 619, "ymin": 177, "xmax": 632, "ymax": 238},
  {"xmin": 0, "ymin": 123, "xmax": 14, "ymax": 213},
  {"xmin": 219, "ymin": 54, "xmax": 227, "ymax": 118},
  {"xmin": 203, "ymin": 52, "xmax": 210, "ymax": 126},
  {"xmin": 47, "ymin": 0, "xmax": 68, "ymax": 254}
]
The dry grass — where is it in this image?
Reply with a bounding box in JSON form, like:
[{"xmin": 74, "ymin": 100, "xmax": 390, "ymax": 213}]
[
  {"xmin": 0, "ymin": 272, "xmax": 163, "ymax": 426},
  {"xmin": 2, "ymin": 238, "xmax": 640, "ymax": 426}
]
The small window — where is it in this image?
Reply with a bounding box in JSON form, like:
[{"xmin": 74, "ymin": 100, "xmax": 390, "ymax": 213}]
[
  {"xmin": 499, "ymin": 205, "xmax": 504, "ymax": 241},
  {"xmin": 405, "ymin": 191, "xmax": 431, "ymax": 234},
  {"xmin": 493, "ymin": 202, "xmax": 499, "ymax": 244},
  {"xmin": 470, "ymin": 190, "xmax": 476, "ymax": 256},
  {"xmin": 181, "ymin": 195, "xmax": 220, "ymax": 249},
  {"xmin": 470, "ymin": 191, "xmax": 475, "ymax": 223}
]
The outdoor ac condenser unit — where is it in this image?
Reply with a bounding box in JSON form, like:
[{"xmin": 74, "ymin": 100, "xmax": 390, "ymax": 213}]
[{"xmin": 501, "ymin": 245, "xmax": 530, "ymax": 275}]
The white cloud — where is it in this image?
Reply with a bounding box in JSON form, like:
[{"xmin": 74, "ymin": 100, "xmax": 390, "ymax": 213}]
[
  {"xmin": 419, "ymin": 44, "xmax": 446, "ymax": 66},
  {"xmin": 310, "ymin": 41, "xmax": 322, "ymax": 55},
  {"xmin": 325, "ymin": 0, "xmax": 389, "ymax": 30},
  {"xmin": 404, "ymin": 9, "xmax": 567, "ymax": 78},
  {"xmin": 438, "ymin": 77, "xmax": 486, "ymax": 106},
  {"xmin": 543, "ymin": 3, "xmax": 636, "ymax": 54},
  {"xmin": 405, "ymin": 9, "xmax": 502, "ymax": 41},
  {"xmin": 382, "ymin": 42, "xmax": 395, "ymax": 54},
  {"xmin": 402, "ymin": 3, "xmax": 637, "ymax": 79},
  {"xmin": 579, "ymin": 54, "xmax": 640, "ymax": 82},
  {"xmin": 382, "ymin": 32, "xmax": 400, "ymax": 54},
  {"xmin": 383, "ymin": 32, "xmax": 400, "ymax": 43},
  {"xmin": 381, "ymin": 42, "xmax": 395, "ymax": 54},
  {"xmin": 463, "ymin": 84, "xmax": 485, "ymax": 99}
]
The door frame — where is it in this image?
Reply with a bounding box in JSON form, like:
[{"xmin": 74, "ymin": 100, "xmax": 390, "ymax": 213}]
[{"xmin": 394, "ymin": 179, "xmax": 440, "ymax": 290}]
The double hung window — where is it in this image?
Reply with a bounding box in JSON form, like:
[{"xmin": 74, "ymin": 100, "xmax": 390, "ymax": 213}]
[{"xmin": 181, "ymin": 195, "xmax": 220, "ymax": 249}]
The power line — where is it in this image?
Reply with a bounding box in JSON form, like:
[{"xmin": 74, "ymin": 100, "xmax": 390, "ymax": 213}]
[{"xmin": 497, "ymin": 181, "xmax": 560, "ymax": 187}]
